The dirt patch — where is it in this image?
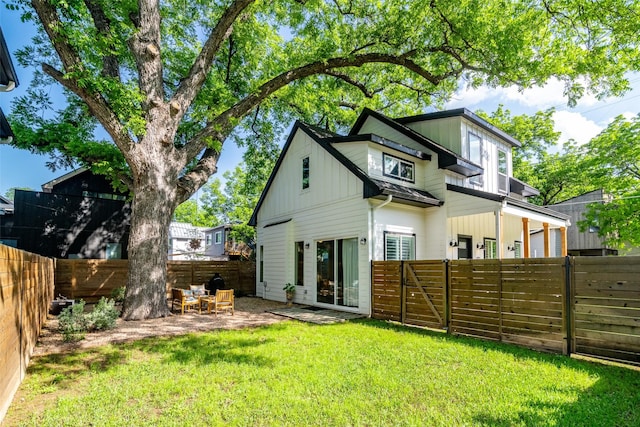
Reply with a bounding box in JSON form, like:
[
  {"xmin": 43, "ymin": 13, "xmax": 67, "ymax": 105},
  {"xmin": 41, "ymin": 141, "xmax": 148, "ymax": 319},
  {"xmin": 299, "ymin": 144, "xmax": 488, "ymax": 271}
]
[{"xmin": 33, "ymin": 297, "xmax": 291, "ymax": 357}]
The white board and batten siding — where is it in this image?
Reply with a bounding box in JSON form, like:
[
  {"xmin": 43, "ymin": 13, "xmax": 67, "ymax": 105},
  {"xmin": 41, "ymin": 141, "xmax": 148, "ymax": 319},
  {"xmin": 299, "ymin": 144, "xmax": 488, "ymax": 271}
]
[{"xmin": 255, "ymin": 128, "xmax": 371, "ymax": 313}]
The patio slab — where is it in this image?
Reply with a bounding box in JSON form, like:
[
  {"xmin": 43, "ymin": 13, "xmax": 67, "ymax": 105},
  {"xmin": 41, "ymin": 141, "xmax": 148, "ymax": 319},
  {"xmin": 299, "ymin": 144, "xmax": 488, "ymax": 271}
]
[{"xmin": 269, "ymin": 306, "xmax": 366, "ymax": 324}]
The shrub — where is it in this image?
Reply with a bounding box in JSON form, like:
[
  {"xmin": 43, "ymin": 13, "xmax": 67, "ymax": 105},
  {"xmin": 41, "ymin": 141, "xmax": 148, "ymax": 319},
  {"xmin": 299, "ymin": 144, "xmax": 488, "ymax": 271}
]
[
  {"xmin": 58, "ymin": 300, "xmax": 89, "ymax": 342},
  {"xmin": 110, "ymin": 286, "xmax": 126, "ymax": 304},
  {"xmin": 58, "ymin": 297, "xmax": 119, "ymax": 342},
  {"xmin": 88, "ymin": 297, "xmax": 120, "ymax": 331}
]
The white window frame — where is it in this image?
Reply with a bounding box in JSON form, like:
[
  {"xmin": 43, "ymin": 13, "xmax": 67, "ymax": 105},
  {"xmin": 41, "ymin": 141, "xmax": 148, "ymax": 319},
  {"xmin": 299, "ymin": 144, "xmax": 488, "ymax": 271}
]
[
  {"xmin": 384, "ymin": 232, "xmax": 416, "ymax": 260},
  {"xmin": 484, "ymin": 238, "xmax": 497, "ymax": 259},
  {"xmin": 498, "ymin": 149, "xmax": 508, "ymax": 194},
  {"xmin": 214, "ymin": 231, "xmax": 222, "ymax": 244}
]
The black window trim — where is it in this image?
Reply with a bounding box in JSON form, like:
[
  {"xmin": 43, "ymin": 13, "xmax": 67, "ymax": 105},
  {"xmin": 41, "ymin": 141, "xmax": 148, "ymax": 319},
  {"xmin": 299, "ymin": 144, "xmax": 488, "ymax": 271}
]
[{"xmin": 382, "ymin": 152, "xmax": 415, "ymax": 184}]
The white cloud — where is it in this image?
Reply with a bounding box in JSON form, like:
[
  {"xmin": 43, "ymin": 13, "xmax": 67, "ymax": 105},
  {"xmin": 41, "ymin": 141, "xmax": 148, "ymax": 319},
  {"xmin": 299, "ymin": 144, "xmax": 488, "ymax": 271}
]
[
  {"xmin": 445, "ymin": 78, "xmax": 601, "ymax": 111},
  {"xmin": 552, "ymin": 110, "xmax": 602, "ymax": 145}
]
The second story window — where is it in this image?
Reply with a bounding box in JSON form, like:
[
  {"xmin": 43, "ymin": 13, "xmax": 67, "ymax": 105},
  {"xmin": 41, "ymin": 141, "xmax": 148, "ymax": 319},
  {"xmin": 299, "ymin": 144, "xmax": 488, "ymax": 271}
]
[
  {"xmin": 467, "ymin": 132, "xmax": 482, "ymax": 165},
  {"xmin": 498, "ymin": 150, "xmax": 508, "ymax": 193},
  {"xmin": 302, "ymin": 157, "xmax": 310, "ymax": 189},
  {"xmin": 383, "ymin": 153, "xmax": 415, "ymax": 183}
]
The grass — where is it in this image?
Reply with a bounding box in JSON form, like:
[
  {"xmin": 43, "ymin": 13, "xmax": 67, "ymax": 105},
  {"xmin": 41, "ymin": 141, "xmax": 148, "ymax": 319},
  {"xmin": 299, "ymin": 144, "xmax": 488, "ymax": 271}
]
[{"xmin": 5, "ymin": 319, "xmax": 640, "ymax": 426}]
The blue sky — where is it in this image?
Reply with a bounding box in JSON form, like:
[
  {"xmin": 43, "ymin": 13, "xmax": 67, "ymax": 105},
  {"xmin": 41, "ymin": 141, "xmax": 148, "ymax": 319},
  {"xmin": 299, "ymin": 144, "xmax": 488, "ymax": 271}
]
[{"xmin": 1, "ymin": 7, "xmax": 638, "ymax": 197}]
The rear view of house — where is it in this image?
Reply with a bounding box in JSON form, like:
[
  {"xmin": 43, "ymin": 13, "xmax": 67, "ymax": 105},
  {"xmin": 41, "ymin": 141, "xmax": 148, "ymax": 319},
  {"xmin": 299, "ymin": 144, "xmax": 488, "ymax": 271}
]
[{"xmin": 250, "ymin": 108, "xmax": 570, "ymax": 314}]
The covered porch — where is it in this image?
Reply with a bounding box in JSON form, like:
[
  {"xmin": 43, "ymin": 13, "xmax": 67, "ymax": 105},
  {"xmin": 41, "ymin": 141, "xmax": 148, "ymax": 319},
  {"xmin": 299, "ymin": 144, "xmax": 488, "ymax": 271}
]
[{"xmin": 445, "ymin": 185, "xmax": 570, "ymax": 259}]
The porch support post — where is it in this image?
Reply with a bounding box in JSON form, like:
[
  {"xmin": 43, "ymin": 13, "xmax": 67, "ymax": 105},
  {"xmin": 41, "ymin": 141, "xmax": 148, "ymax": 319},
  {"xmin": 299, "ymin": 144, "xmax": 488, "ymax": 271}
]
[
  {"xmin": 495, "ymin": 209, "xmax": 504, "ymax": 259},
  {"xmin": 560, "ymin": 226, "xmax": 567, "ymax": 256},
  {"xmin": 522, "ymin": 217, "xmax": 530, "ymax": 258},
  {"xmin": 543, "ymin": 222, "xmax": 551, "ymax": 257}
]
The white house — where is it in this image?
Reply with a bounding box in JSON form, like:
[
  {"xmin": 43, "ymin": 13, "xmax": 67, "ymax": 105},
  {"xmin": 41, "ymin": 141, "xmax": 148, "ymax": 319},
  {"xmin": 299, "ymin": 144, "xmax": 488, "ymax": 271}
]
[
  {"xmin": 168, "ymin": 222, "xmax": 209, "ymax": 260},
  {"xmin": 249, "ymin": 108, "xmax": 570, "ymax": 314}
]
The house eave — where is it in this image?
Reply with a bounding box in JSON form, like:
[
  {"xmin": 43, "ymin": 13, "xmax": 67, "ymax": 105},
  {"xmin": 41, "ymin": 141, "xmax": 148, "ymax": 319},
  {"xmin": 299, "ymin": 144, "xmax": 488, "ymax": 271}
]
[
  {"xmin": 509, "ymin": 176, "xmax": 540, "ymax": 197},
  {"xmin": 326, "ymin": 133, "xmax": 431, "ymax": 161},
  {"xmin": 397, "ymin": 108, "xmax": 522, "ymax": 148}
]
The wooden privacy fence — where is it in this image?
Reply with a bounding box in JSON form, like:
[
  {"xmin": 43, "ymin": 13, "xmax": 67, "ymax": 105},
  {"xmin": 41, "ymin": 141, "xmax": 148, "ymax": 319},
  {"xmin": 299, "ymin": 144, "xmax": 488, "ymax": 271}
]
[
  {"xmin": 0, "ymin": 245, "xmax": 55, "ymax": 422},
  {"xmin": 55, "ymin": 260, "xmax": 256, "ymax": 302},
  {"xmin": 372, "ymin": 257, "xmax": 640, "ymax": 366}
]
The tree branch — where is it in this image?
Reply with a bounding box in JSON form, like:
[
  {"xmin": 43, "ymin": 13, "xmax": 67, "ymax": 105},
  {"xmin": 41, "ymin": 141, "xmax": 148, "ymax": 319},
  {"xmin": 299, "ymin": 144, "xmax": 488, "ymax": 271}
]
[
  {"xmin": 182, "ymin": 51, "xmax": 456, "ymax": 161},
  {"xmin": 83, "ymin": 0, "xmax": 120, "ymax": 79},
  {"xmin": 127, "ymin": 0, "xmax": 163, "ymax": 112},
  {"xmin": 42, "ymin": 63, "xmax": 134, "ymax": 155},
  {"xmin": 324, "ymin": 71, "xmax": 381, "ymax": 98},
  {"xmin": 30, "ymin": 0, "xmax": 133, "ymax": 155},
  {"xmin": 176, "ymin": 148, "xmax": 220, "ymax": 202},
  {"xmin": 171, "ymin": 0, "xmax": 256, "ymax": 120}
]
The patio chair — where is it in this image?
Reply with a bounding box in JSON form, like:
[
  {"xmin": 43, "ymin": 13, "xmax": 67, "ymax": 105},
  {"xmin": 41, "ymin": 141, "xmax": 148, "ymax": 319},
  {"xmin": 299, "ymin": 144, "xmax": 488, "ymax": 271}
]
[
  {"xmin": 189, "ymin": 284, "xmax": 210, "ymax": 297},
  {"xmin": 213, "ymin": 289, "xmax": 234, "ymax": 316},
  {"xmin": 171, "ymin": 288, "xmax": 200, "ymax": 314}
]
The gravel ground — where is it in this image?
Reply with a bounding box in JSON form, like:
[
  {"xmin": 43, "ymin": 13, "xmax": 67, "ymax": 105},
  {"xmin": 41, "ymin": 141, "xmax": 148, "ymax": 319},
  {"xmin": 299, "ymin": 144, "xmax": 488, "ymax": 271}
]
[{"xmin": 33, "ymin": 297, "xmax": 290, "ymax": 357}]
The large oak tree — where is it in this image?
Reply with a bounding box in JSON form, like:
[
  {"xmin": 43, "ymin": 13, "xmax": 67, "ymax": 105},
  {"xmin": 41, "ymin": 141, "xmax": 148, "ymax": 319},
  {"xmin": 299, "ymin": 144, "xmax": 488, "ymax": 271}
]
[{"xmin": 7, "ymin": 0, "xmax": 640, "ymax": 319}]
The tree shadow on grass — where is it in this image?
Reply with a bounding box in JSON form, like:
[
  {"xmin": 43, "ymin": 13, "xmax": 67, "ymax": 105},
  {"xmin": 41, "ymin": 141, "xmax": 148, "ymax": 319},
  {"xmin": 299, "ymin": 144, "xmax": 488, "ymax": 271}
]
[
  {"xmin": 25, "ymin": 325, "xmax": 281, "ymax": 390},
  {"xmin": 356, "ymin": 318, "xmax": 640, "ymax": 426}
]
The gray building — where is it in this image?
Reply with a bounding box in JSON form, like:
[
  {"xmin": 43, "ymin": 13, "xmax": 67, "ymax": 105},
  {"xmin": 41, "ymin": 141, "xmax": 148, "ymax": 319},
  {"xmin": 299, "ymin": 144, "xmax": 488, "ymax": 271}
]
[{"xmin": 549, "ymin": 189, "xmax": 618, "ymax": 256}]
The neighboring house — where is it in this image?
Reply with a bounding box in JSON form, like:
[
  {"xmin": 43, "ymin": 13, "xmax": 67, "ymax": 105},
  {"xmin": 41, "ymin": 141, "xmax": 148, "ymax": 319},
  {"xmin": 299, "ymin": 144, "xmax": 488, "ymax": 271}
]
[
  {"xmin": 249, "ymin": 108, "xmax": 570, "ymax": 314},
  {"xmin": 0, "ymin": 25, "xmax": 19, "ymax": 144},
  {"xmin": 203, "ymin": 224, "xmax": 253, "ymax": 260},
  {"xmin": 1, "ymin": 168, "xmax": 131, "ymax": 259},
  {"xmin": 203, "ymin": 224, "xmax": 231, "ymax": 260},
  {"xmin": 543, "ymin": 189, "xmax": 619, "ymax": 256},
  {"xmin": 168, "ymin": 222, "xmax": 208, "ymax": 260}
]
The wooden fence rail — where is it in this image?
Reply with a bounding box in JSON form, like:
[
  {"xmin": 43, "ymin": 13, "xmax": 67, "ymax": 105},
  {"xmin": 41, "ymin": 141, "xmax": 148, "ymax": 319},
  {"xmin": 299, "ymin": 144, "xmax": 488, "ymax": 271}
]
[
  {"xmin": 372, "ymin": 257, "xmax": 640, "ymax": 366},
  {"xmin": 0, "ymin": 245, "xmax": 55, "ymax": 422},
  {"xmin": 55, "ymin": 260, "xmax": 257, "ymax": 302}
]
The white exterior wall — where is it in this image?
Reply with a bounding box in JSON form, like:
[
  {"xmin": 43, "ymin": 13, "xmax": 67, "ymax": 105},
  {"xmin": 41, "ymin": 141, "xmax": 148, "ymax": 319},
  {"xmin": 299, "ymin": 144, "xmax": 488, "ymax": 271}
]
[
  {"xmin": 255, "ymin": 129, "xmax": 371, "ymax": 314},
  {"xmin": 405, "ymin": 116, "xmax": 462, "ymax": 153}
]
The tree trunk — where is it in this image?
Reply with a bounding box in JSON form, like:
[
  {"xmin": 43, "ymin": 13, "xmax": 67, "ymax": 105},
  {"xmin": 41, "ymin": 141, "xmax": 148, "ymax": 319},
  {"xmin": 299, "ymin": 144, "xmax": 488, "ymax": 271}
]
[{"xmin": 121, "ymin": 164, "xmax": 179, "ymax": 320}]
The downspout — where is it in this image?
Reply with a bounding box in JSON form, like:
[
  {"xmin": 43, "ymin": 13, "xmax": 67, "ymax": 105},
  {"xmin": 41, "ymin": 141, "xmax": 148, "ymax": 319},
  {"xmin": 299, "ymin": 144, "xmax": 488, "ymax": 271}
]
[
  {"xmin": 369, "ymin": 195, "xmax": 393, "ymax": 262},
  {"xmin": 369, "ymin": 194, "xmax": 392, "ymax": 317}
]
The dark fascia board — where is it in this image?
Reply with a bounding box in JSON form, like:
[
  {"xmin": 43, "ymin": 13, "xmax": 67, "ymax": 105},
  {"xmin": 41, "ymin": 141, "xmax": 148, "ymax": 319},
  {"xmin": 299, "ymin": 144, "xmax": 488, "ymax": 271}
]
[
  {"xmin": 368, "ymin": 179, "xmax": 442, "ymax": 208},
  {"xmin": 397, "ymin": 108, "xmax": 522, "ymax": 148},
  {"xmin": 41, "ymin": 167, "xmax": 89, "ymax": 191},
  {"xmin": 0, "ymin": 108, "xmax": 13, "ymax": 139},
  {"xmin": 447, "ymin": 183, "xmax": 570, "ymax": 221},
  {"xmin": 509, "ymin": 176, "xmax": 540, "ymax": 197},
  {"xmin": 0, "ymin": 27, "xmax": 19, "ymax": 88},
  {"xmin": 325, "ymin": 133, "xmax": 431, "ymax": 161},
  {"xmin": 447, "ymin": 183, "xmax": 505, "ymax": 203},
  {"xmin": 350, "ymin": 108, "xmax": 483, "ymax": 177}
]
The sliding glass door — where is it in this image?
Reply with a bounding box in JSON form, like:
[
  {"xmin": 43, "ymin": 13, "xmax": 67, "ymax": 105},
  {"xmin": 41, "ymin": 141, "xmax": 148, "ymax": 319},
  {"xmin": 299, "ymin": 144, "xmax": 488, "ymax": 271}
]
[{"xmin": 316, "ymin": 238, "xmax": 359, "ymax": 308}]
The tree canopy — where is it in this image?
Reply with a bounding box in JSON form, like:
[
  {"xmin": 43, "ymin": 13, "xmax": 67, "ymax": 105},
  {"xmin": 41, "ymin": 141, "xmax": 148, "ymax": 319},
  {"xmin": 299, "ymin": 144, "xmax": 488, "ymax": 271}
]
[{"xmin": 7, "ymin": 0, "xmax": 640, "ymax": 319}]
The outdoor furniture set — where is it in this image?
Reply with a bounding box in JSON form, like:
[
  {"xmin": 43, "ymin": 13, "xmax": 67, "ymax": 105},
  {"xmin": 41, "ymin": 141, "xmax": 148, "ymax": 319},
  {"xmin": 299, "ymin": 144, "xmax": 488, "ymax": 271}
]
[{"xmin": 171, "ymin": 285, "xmax": 234, "ymax": 316}]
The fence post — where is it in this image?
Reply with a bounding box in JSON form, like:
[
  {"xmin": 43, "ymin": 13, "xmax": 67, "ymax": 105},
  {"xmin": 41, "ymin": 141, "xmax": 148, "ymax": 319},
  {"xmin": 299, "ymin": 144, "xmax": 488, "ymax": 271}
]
[
  {"xmin": 400, "ymin": 261, "xmax": 406, "ymax": 324},
  {"xmin": 444, "ymin": 259, "xmax": 450, "ymax": 331},
  {"xmin": 563, "ymin": 255, "xmax": 573, "ymax": 356}
]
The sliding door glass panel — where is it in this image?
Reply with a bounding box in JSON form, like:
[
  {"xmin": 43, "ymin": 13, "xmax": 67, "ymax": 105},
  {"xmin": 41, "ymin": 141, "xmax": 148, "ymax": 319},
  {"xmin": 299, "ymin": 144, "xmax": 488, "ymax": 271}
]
[
  {"xmin": 338, "ymin": 238, "xmax": 358, "ymax": 307},
  {"xmin": 316, "ymin": 240, "xmax": 334, "ymax": 304}
]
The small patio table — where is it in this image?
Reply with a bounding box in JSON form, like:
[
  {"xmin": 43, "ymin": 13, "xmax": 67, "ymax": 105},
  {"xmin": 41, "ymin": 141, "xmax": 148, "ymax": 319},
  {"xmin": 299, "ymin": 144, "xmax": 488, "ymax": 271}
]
[{"xmin": 198, "ymin": 295, "xmax": 216, "ymax": 314}]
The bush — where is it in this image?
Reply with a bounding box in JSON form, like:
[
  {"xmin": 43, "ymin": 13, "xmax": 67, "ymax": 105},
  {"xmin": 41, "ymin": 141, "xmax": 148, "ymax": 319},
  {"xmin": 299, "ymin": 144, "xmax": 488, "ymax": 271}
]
[
  {"xmin": 58, "ymin": 300, "xmax": 89, "ymax": 342},
  {"xmin": 88, "ymin": 297, "xmax": 120, "ymax": 331},
  {"xmin": 58, "ymin": 297, "xmax": 119, "ymax": 342},
  {"xmin": 110, "ymin": 286, "xmax": 126, "ymax": 304}
]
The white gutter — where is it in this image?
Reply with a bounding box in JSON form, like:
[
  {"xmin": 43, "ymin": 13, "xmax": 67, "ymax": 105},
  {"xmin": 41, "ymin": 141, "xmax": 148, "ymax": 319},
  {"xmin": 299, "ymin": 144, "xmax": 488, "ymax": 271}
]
[{"xmin": 0, "ymin": 81, "xmax": 16, "ymax": 92}]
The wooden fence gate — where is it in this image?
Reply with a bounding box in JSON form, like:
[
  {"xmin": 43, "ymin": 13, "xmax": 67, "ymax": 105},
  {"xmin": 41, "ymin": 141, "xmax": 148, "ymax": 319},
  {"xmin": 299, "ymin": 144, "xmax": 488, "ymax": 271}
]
[{"xmin": 372, "ymin": 257, "xmax": 640, "ymax": 366}]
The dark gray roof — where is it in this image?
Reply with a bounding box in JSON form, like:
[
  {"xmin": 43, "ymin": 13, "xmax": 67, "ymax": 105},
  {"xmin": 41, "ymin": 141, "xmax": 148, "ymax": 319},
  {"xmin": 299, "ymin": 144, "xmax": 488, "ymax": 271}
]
[{"xmin": 350, "ymin": 108, "xmax": 483, "ymax": 177}]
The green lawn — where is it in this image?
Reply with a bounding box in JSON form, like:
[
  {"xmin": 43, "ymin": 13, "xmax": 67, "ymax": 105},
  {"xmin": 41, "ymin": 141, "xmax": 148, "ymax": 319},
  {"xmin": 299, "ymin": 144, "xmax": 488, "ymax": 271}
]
[{"xmin": 6, "ymin": 319, "xmax": 640, "ymax": 426}]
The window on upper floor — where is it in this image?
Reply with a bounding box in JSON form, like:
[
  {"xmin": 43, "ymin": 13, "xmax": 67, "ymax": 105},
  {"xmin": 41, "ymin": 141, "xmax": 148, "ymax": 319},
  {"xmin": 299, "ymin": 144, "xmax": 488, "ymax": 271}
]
[
  {"xmin": 498, "ymin": 149, "xmax": 508, "ymax": 193},
  {"xmin": 467, "ymin": 132, "xmax": 483, "ymax": 185},
  {"xmin": 383, "ymin": 153, "xmax": 415, "ymax": 183},
  {"xmin": 302, "ymin": 157, "xmax": 310, "ymax": 189}
]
